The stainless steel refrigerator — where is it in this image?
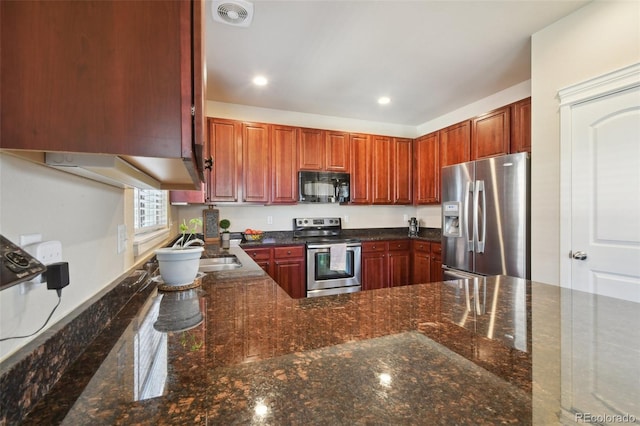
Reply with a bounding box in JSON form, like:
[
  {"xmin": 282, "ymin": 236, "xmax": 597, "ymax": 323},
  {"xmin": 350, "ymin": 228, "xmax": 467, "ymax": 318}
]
[{"xmin": 441, "ymin": 152, "xmax": 530, "ymax": 280}]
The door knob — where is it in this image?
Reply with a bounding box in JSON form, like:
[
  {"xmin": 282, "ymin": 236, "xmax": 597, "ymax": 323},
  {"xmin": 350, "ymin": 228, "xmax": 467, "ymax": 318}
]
[{"xmin": 572, "ymin": 251, "xmax": 588, "ymax": 260}]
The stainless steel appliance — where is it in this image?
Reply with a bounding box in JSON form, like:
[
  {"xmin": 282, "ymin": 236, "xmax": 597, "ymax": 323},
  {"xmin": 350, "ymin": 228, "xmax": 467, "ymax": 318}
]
[
  {"xmin": 298, "ymin": 171, "xmax": 350, "ymax": 203},
  {"xmin": 441, "ymin": 152, "xmax": 530, "ymax": 280},
  {"xmin": 294, "ymin": 218, "xmax": 361, "ymax": 297}
]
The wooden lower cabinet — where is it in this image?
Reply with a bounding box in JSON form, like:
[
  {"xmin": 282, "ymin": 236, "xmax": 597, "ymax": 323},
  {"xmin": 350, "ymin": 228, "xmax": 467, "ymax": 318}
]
[
  {"xmin": 411, "ymin": 240, "xmax": 442, "ymax": 284},
  {"xmin": 430, "ymin": 242, "xmax": 443, "ymax": 282},
  {"xmin": 412, "ymin": 240, "xmax": 431, "ymax": 284},
  {"xmin": 243, "ymin": 245, "xmax": 305, "ymax": 299},
  {"xmin": 362, "ymin": 240, "xmax": 411, "ymax": 290},
  {"xmin": 244, "ymin": 247, "xmax": 273, "ymax": 276},
  {"xmin": 273, "ymin": 246, "xmax": 306, "ymax": 298}
]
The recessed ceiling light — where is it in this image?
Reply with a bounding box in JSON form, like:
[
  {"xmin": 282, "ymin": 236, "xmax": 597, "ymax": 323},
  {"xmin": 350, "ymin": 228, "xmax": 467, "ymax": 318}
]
[
  {"xmin": 252, "ymin": 76, "xmax": 268, "ymax": 86},
  {"xmin": 378, "ymin": 96, "xmax": 391, "ymax": 105}
]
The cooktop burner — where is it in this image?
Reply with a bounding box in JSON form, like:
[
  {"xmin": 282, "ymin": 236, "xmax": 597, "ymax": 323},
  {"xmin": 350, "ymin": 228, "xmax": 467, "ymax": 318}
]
[{"xmin": 292, "ymin": 217, "xmax": 360, "ymax": 246}]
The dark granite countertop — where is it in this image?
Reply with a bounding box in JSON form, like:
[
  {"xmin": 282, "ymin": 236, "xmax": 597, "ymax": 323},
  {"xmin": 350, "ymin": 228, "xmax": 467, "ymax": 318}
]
[
  {"xmin": 16, "ymin": 261, "xmax": 640, "ymax": 425},
  {"xmin": 239, "ymin": 227, "xmax": 442, "ymax": 247}
]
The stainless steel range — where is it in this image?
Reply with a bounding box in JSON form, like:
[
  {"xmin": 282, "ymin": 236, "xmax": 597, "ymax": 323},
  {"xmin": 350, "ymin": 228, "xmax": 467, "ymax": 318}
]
[{"xmin": 293, "ymin": 218, "xmax": 362, "ymax": 298}]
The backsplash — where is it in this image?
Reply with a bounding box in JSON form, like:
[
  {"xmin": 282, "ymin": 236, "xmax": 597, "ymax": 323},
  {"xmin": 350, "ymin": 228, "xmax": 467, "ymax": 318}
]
[{"xmin": 0, "ymin": 265, "xmax": 156, "ymax": 425}]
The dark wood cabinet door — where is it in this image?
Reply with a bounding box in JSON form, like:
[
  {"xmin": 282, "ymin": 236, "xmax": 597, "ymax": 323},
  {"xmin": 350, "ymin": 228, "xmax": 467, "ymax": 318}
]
[
  {"xmin": 271, "ymin": 125, "xmax": 298, "ymax": 204},
  {"xmin": 362, "ymin": 252, "xmax": 387, "ymax": 290},
  {"xmin": 430, "ymin": 243, "xmax": 443, "ymax": 282},
  {"xmin": 511, "ymin": 97, "xmax": 531, "ymax": 153},
  {"xmin": 244, "ymin": 247, "xmax": 274, "ymax": 277},
  {"xmin": 170, "ymin": 184, "xmax": 206, "ymax": 204},
  {"xmin": 388, "ymin": 250, "xmax": 411, "ymax": 287},
  {"xmin": 256, "ymin": 260, "xmax": 273, "ymax": 277},
  {"xmin": 440, "ymin": 120, "xmax": 471, "ymax": 167},
  {"xmin": 393, "ymin": 138, "xmax": 413, "ymax": 204},
  {"xmin": 209, "ymin": 118, "xmax": 240, "ymax": 202},
  {"xmin": 1, "ymin": 0, "xmax": 199, "ymax": 161},
  {"xmin": 349, "ymin": 133, "xmax": 371, "ymax": 204},
  {"xmin": 411, "ymin": 241, "xmax": 432, "ymax": 284},
  {"xmin": 413, "ymin": 132, "xmax": 440, "ymax": 204},
  {"xmin": 298, "ymin": 128, "xmax": 325, "ymax": 170},
  {"xmin": 273, "ymin": 260, "xmax": 306, "ymax": 298},
  {"xmin": 325, "ymin": 131, "xmax": 350, "ymax": 172},
  {"xmin": 371, "ymin": 135, "xmax": 394, "ymax": 204},
  {"xmin": 242, "ymin": 122, "xmax": 270, "ymax": 203},
  {"xmin": 472, "ymin": 106, "xmax": 511, "ymax": 160}
]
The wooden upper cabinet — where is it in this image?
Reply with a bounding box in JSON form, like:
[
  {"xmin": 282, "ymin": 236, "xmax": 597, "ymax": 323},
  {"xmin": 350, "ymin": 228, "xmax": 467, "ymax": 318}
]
[
  {"xmin": 440, "ymin": 120, "xmax": 471, "ymax": 167},
  {"xmin": 242, "ymin": 122, "xmax": 270, "ymax": 203},
  {"xmin": 271, "ymin": 125, "xmax": 298, "ymax": 204},
  {"xmin": 208, "ymin": 118, "xmax": 240, "ymax": 202},
  {"xmin": 349, "ymin": 133, "xmax": 371, "ymax": 204},
  {"xmin": 325, "ymin": 131, "xmax": 350, "ymax": 172},
  {"xmin": 472, "ymin": 105, "xmax": 511, "ymax": 160},
  {"xmin": 511, "ymin": 97, "xmax": 531, "ymax": 154},
  {"xmin": 298, "ymin": 128, "xmax": 325, "ymax": 170},
  {"xmin": 0, "ymin": 0, "xmax": 204, "ymax": 188},
  {"xmin": 393, "ymin": 138, "xmax": 413, "ymax": 204},
  {"xmin": 413, "ymin": 132, "xmax": 440, "ymax": 204},
  {"xmin": 371, "ymin": 136, "xmax": 394, "ymax": 204}
]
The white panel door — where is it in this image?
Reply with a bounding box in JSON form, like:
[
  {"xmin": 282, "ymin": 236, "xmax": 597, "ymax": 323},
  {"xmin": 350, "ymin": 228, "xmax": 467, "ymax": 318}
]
[{"xmin": 571, "ymin": 85, "xmax": 640, "ymax": 302}]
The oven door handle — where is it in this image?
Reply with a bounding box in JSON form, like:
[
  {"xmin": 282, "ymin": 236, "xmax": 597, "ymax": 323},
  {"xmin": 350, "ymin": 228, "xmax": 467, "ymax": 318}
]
[{"xmin": 307, "ymin": 244, "xmax": 361, "ymax": 250}]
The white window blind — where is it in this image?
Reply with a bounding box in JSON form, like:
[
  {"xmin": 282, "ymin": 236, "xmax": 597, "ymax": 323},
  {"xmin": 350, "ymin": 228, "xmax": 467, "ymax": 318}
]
[{"xmin": 134, "ymin": 189, "xmax": 168, "ymax": 233}]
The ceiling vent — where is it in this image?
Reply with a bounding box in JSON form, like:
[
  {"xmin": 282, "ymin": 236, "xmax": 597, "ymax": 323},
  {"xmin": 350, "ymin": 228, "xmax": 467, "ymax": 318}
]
[{"xmin": 212, "ymin": 0, "xmax": 254, "ymax": 28}]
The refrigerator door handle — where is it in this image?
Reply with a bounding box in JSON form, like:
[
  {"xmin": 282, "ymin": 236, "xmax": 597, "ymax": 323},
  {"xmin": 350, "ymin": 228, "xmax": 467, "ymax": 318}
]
[
  {"xmin": 465, "ymin": 181, "xmax": 474, "ymax": 251},
  {"xmin": 472, "ymin": 180, "xmax": 478, "ymax": 252},
  {"xmin": 475, "ymin": 180, "xmax": 486, "ymax": 253}
]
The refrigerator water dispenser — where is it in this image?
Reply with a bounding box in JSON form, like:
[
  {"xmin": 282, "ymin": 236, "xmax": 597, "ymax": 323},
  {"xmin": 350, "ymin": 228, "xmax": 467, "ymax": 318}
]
[{"xmin": 442, "ymin": 201, "xmax": 461, "ymax": 237}]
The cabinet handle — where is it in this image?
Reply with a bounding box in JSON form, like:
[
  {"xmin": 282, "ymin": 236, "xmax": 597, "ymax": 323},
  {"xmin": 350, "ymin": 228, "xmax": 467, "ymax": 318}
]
[
  {"xmin": 287, "ymin": 250, "xmax": 291, "ymax": 255},
  {"xmin": 204, "ymin": 156, "xmax": 213, "ymax": 171}
]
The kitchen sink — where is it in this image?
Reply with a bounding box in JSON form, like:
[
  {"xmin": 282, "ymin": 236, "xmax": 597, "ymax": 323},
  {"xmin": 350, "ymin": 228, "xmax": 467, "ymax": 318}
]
[{"xmin": 199, "ymin": 255, "xmax": 242, "ymax": 272}]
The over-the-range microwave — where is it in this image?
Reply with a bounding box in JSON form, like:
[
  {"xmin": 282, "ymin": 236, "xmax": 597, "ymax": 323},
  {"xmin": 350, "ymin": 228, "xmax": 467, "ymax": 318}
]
[{"xmin": 298, "ymin": 171, "xmax": 350, "ymax": 203}]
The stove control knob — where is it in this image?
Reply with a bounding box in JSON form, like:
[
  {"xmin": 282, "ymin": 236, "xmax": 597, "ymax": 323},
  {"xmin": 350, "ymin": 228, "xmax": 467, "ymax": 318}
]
[{"xmin": 303, "ymin": 219, "xmax": 308, "ymax": 224}]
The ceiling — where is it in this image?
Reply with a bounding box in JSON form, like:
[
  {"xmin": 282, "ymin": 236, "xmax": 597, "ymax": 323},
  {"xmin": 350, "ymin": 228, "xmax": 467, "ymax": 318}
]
[{"xmin": 205, "ymin": 0, "xmax": 588, "ymax": 127}]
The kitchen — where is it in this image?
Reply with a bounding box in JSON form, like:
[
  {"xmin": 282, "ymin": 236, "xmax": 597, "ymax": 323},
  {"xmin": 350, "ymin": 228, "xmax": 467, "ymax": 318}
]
[{"xmin": 1, "ymin": 0, "xmax": 639, "ymax": 424}]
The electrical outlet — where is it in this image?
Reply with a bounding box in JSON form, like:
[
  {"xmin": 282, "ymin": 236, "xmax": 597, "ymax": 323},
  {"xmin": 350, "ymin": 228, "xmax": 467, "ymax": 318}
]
[
  {"xmin": 403, "ymin": 214, "xmax": 409, "ymax": 222},
  {"xmin": 117, "ymin": 224, "xmax": 127, "ymax": 254},
  {"xmin": 20, "ymin": 240, "xmax": 63, "ymax": 293},
  {"xmin": 344, "ymin": 215, "xmax": 349, "ymax": 223},
  {"xmin": 267, "ymin": 216, "xmax": 273, "ymax": 225}
]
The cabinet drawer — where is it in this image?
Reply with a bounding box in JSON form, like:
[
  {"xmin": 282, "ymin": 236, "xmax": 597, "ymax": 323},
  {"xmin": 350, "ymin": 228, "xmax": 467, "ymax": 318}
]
[
  {"xmin": 274, "ymin": 246, "xmax": 305, "ymax": 259},
  {"xmin": 245, "ymin": 248, "xmax": 271, "ymax": 260},
  {"xmin": 413, "ymin": 241, "xmax": 431, "ymax": 253},
  {"xmin": 388, "ymin": 240, "xmax": 410, "ymax": 251},
  {"xmin": 362, "ymin": 241, "xmax": 386, "ymax": 253},
  {"xmin": 431, "ymin": 243, "xmax": 442, "ymax": 258}
]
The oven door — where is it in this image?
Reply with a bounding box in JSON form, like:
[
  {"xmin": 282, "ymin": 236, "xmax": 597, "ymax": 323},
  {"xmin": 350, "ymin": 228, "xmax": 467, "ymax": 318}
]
[{"xmin": 306, "ymin": 244, "xmax": 361, "ymax": 295}]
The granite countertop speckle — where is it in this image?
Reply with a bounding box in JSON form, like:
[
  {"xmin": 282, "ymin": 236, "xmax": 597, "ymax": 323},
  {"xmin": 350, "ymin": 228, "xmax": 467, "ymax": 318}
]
[
  {"xmin": 239, "ymin": 227, "xmax": 441, "ymax": 247},
  {"xmin": 14, "ymin": 258, "xmax": 640, "ymax": 424}
]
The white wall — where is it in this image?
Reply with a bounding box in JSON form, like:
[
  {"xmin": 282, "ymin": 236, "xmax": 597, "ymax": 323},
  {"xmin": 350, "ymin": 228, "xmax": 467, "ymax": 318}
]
[
  {"xmin": 415, "ymin": 80, "xmax": 531, "ymax": 136},
  {"xmin": 530, "ymin": 0, "xmax": 640, "ymax": 285},
  {"xmin": 177, "ymin": 204, "xmax": 442, "ymax": 234},
  {"xmin": 0, "ymin": 153, "xmax": 135, "ymax": 361}
]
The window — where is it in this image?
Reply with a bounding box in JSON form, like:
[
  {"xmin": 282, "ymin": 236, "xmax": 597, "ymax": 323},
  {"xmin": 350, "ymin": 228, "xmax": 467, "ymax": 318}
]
[{"xmin": 134, "ymin": 189, "xmax": 168, "ymax": 234}]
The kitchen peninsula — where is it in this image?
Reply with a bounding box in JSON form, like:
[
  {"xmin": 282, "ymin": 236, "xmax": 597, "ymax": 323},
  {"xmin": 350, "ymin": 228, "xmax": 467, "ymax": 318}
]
[{"xmin": 5, "ymin": 244, "xmax": 637, "ymax": 425}]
